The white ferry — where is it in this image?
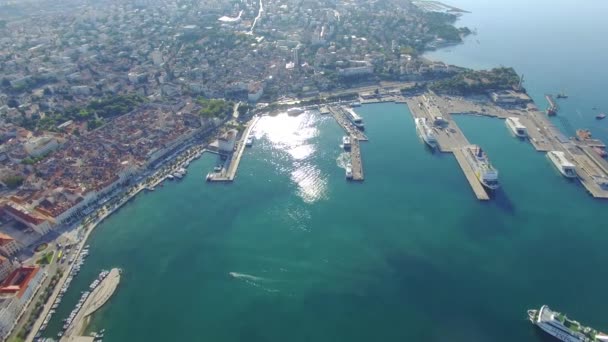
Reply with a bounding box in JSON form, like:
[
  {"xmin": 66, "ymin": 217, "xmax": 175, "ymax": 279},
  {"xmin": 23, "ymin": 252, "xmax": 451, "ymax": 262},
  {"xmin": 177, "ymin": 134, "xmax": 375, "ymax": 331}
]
[
  {"xmin": 463, "ymin": 145, "xmax": 500, "ymax": 190},
  {"xmin": 345, "ymin": 108, "xmax": 365, "ymax": 130},
  {"xmin": 342, "ymin": 136, "xmax": 351, "ymax": 149},
  {"xmin": 345, "ymin": 164, "xmax": 353, "ymax": 180},
  {"xmin": 528, "ymin": 305, "xmax": 608, "ymax": 342},
  {"xmin": 547, "ymin": 151, "xmax": 577, "ymax": 178},
  {"xmin": 505, "ymin": 117, "xmax": 528, "ymax": 138},
  {"xmin": 414, "ymin": 117, "xmax": 438, "ymax": 149},
  {"xmin": 287, "ymin": 107, "xmax": 304, "ymax": 115}
]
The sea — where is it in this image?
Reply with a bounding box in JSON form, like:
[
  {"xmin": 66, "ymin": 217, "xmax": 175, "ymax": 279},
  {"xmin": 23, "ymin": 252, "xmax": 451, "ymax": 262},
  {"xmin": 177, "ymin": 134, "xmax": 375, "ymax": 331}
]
[{"xmin": 44, "ymin": 1, "xmax": 608, "ymax": 341}]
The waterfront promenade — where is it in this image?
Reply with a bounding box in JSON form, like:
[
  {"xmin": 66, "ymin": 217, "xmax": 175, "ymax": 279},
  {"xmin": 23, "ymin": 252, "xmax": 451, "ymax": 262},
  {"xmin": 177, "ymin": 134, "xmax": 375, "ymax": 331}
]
[{"xmin": 61, "ymin": 268, "xmax": 121, "ymax": 341}]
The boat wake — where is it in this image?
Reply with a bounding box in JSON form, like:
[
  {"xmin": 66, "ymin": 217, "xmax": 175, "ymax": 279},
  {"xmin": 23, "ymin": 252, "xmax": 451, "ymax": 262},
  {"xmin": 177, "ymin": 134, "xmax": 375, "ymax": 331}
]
[
  {"xmin": 336, "ymin": 152, "xmax": 351, "ymax": 169},
  {"xmin": 229, "ymin": 272, "xmax": 280, "ymax": 293}
]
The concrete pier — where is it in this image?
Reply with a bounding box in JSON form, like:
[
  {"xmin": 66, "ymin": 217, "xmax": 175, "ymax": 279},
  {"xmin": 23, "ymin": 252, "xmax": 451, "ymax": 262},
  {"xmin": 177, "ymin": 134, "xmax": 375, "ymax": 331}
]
[
  {"xmin": 61, "ymin": 268, "xmax": 121, "ymax": 342},
  {"xmin": 350, "ymin": 137, "xmax": 364, "ymax": 181},
  {"xmin": 207, "ymin": 116, "xmax": 260, "ymax": 182}
]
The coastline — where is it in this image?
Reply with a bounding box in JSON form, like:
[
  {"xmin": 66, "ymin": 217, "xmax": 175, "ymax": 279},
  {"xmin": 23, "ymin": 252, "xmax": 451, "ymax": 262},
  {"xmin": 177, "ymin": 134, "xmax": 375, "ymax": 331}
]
[{"xmin": 24, "ymin": 142, "xmax": 211, "ymax": 342}]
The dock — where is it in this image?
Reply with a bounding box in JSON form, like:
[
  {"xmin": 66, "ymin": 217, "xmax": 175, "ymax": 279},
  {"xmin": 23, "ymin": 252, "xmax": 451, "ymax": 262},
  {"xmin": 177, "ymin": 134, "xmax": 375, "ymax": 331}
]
[
  {"xmin": 328, "ymin": 106, "xmax": 368, "ymax": 141},
  {"xmin": 350, "ymin": 137, "xmax": 364, "ymax": 181},
  {"xmin": 207, "ymin": 116, "xmax": 260, "ymax": 182},
  {"xmin": 453, "ymin": 149, "xmax": 490, "ymax": 200},
  {"xmin": 61, "ymin": 268, "xmax": 121, "ymax": 342}
]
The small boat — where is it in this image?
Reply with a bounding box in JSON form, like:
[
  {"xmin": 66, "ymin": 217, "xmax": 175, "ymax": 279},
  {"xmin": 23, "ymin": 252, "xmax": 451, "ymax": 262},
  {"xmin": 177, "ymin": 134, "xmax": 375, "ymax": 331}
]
[
  {"xmin": 556, "ymin": 92, "xmax": 568, "ymax": 99},
  {"xmin": 214, "ymin": 165, "xmax": 222, "ymax": 172},
  {"xmin": 342, "ymin": 136, "xmax": 351, "ymax": 149},
  {"xmin": 245, "ymin": 135, "xmax": 254, "ymax": 147},
  {"xmin": 596, "ymin": 113, "xmax": 606, "ymax": 120},
  {"xmin": 345, "ymin": 164, "xmax": 353, "ymax": 180},
  {"xmin": 206, "ymin": 173, "xmax": 213, "ymax": 181}
]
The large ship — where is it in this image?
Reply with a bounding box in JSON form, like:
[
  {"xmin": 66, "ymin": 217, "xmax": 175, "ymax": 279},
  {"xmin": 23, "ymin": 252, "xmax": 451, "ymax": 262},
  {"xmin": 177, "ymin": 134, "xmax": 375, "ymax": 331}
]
[
  {"xmin": 547, "ymin": 151, "xmax": 577, "ymax": 178},
  {"xmin": 463, "ymin": 145, "xmax": 500, "ymax": 190},
  {"xmin": 528, "ymin": 305, "xmax": 608, "ymax": 342},
  {"xmin": 505, "ymin": 117, "xmax": 528, "ymax": 138},
  {"xmin": 287, "ymin": 107, "xmax": 304, "ymax": 115},
  {"xmin": 342, "ymin": 135, "xmax": 351, "ymax": 150},
  {"xmin": 344, "ymin": 108, "xmax": 365, "ymax": 130},
  {"xmin": 415, "ymin": 117, "xmax": 438, "ymax": 149}
]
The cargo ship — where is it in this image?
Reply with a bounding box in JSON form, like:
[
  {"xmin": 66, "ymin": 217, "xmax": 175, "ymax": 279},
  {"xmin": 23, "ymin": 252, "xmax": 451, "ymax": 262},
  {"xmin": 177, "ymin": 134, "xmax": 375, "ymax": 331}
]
[
  {"xmin": 505, "ymin": 117, "xmax": 528, "ymax": 138},
  {"xmin": 463, "ymin": 145, "xmax": 500, "ymax": 190},
  {"xmin": 415, "ymin": 117, "xmax": 438, "ymax": 149},
  {"xmin": 547, "ymin": 151, "xmax": 577, "ymax": 178},
  {"xmin": 528, "ymin": 305, "xmax": 608, "ymax": 342}
]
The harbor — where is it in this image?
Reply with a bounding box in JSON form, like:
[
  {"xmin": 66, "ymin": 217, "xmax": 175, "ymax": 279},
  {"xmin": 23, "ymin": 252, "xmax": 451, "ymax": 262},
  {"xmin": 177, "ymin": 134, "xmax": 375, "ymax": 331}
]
[{"xmin": 60, "ymin": 268, "xmax": 121, "ymax": 342}]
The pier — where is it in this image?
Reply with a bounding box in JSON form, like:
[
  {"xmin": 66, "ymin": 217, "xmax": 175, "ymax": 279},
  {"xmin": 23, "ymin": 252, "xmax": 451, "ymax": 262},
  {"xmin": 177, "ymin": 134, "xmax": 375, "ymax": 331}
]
[
  {"xmin": 350, "ymin": 137, "xmax": 364, "ymax": 181},
  {"xmin": 61, "ymin": 268, "xmax": 121, "ymax": 342},
  {"xmin": 328, "ymin": 106, "xmax": 368, "ymax": 141},
  {"xmin": 207, "ymin": 116, "xmax": 260, "ymax": 182}
]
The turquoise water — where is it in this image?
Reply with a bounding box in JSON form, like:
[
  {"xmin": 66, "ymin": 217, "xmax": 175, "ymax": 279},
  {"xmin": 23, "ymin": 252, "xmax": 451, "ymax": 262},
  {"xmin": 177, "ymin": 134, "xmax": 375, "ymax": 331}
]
[
  {"xmin": 44, "ymin": 2, "xmax": 608, "ymax": 340},
  {"xmin": 45, "ymin": 104, "xmax": 608, "ymax": 341}
]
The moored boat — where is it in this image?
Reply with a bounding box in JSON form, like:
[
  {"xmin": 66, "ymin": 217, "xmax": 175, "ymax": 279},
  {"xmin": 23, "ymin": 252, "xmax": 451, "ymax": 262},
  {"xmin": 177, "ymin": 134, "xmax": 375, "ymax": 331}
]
[
  {"xmin": 462, "ymin": 145, "xmax": 500, "ymax": 190},
  {"xmin": 547, "ymin": 151, "xmax": 577, "ymax": 178},
  {"xmin": 287, "ymin": 107, "xmax": 304, "ymax": 115},
  {"xmin": 342, "ymin": 135, "xmax": 351, "ymax": 149},
  {"xmin": 528, "ymin": 305, "xmax": 608, "ymax": 342},
  {"xmin": 505, "ymin": 117, "xmax": 528, "ymax": 138},
  {"xmin": 345, "ymin": 164, "xmax": 353, "ymax": 180},
  {"xmin": 415, "ymin": 117, "xmax": 438, "ymax": 149}
]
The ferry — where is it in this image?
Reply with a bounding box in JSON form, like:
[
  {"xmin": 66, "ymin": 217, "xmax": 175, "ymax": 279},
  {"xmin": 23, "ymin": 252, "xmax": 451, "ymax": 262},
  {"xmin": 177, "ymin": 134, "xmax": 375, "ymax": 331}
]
[
  {"xmin": 345, "ymin": 164, "xmax": 353, "ymax": 180},
  {"xmin": 463, "ymin": 145, "xmax": 500, "ymax": 190},
  {"xmin": 245, "ymin": 135, "xmax": 254, "ymax": 147},
  {"xmin": 505, "ymin": 117, "xmax": 528, "ymax": 138},
  {"xmin": 344, "ymin": 108, "xmax": 365, "ymax": 130},
  {"xmin": 342, "ymin": 136, "xmax": 351, "ymax": 149},
  {"xmin": 528, "ymin": 305, "xmax": 608, "ymax": 342},
  {"xmin": 547, "ymin": 151, "xmax": 577, "ymax": 178},
  {"xmin": 414, "ymin": 117, "xmax": 438, "ymax": 149},
  {"xmin": 287, "ymin": 107, "xmax": 304, "ymax": 115}
]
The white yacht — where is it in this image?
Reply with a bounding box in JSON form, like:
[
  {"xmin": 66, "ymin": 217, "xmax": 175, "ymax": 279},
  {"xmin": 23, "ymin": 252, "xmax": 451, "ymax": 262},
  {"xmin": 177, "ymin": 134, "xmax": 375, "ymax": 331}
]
[
  {"xmin": 245, "ymin": 135, "xmax": 254, "ymax": 147},
  {"xmin": 528, "ymin": 305, "xmax": 608, "ymax": 342},
  {"xmin": 342, "ymin": 136, "xmax": 351, "ymax": 149},
  {"xmin": 462, "ymin": 145, "xmax": 500, "ymax": 190},
  {"xmin": 505, "ymin": 117, "xmax": 528, "ymax": 138},
  {"xmin": 414, "ymin": 117, "xmax": 438, "ymax": 149},
  {"xmin": 547, "ymin": 151, "xmax": 577, "ymax": 178},
  {"xmin": 345, "ymin": 164, "xmax": 353, "ymax": 179}
]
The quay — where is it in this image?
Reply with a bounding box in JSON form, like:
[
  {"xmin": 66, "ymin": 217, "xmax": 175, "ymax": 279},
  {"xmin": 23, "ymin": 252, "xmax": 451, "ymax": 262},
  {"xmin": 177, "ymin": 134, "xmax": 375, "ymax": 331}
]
[
  {"xmin": 207, "ymin": 116, "xmax": 260, "ymax": 182},
  {"xmin": 61, "ymin": 268, "xmax": 121, "ymax": 342},
  {"xmin": 350, "ymin": 137, "xmax": 364, "ymax": 181}
]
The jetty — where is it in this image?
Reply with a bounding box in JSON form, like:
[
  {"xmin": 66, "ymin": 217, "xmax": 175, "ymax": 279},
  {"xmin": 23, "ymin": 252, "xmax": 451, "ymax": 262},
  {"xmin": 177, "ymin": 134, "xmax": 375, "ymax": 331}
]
[
  {"xmin": 207, "ymin": 116, "xmax": 260, "ymax": 182},
  {"xmin": 350, "ymin": 137, "xmax": 364, "ymax": 181},
  {"xmin": 61, "ymin": 268, "xmax": 121, "ymax": 342},
  {"xmin": 328, "ymin": 106, "xmax": 368, "ymax": 141},
  {"xmin": 453, "ymin": 148, "xmax": 490, "ymax": 200}
]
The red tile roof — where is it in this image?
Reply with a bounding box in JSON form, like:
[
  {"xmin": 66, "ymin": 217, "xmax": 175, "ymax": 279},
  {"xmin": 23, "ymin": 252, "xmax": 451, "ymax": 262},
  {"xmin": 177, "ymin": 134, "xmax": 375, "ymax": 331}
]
[{"xmin": 0, "ymin": 266, "xmax": 39, "ymax": 298}]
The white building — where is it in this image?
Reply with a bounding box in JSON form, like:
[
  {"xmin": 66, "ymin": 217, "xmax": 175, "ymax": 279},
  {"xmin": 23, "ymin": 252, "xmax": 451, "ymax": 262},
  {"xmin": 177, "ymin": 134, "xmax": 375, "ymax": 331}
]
[
  {"xmin": 218, "ymin": 129, "xmax": 238, "ymax": 153},
  {"xmin": 0, "ymin": 267, "xmax": 46, "ymax": 340},
  {"xmin": 0, "ymin": 233, "xmax": 20, "ymax": 257},
  {"xmin": 2, "ymin": 203, "xmax": 52, "ymax": 235}
]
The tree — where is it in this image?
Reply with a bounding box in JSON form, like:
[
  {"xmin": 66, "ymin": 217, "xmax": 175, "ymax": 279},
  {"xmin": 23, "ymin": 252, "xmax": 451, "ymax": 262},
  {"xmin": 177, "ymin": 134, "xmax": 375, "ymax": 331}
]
[{"xmin": 2, "ymin": 175, "xmax": 25, "ymax": 189}]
